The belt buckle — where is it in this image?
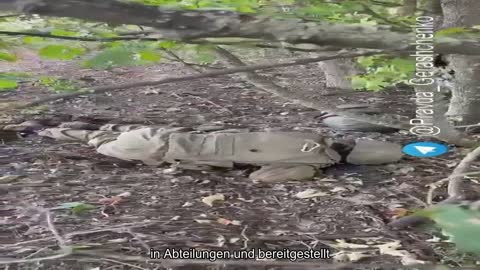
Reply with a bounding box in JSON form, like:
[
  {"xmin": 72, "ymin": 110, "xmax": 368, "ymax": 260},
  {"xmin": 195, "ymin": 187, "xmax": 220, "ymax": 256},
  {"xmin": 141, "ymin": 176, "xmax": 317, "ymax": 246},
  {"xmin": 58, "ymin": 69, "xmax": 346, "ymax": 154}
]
[{"xmin": 301, "ymin": 139, "xmax": 321, "ymax": 152}]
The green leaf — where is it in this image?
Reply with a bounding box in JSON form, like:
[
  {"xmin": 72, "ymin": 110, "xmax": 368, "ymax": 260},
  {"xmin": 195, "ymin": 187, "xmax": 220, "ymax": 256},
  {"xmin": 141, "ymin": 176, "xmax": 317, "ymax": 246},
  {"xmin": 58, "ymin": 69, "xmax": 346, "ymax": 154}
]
[
  {"xmin": 39, "ymin": 76, "xmax": 80, "ymax": 92},
  {"xmin": 84, "ymin": 46, "xmax": 162, "ymax": 69},
  {"xmin": 23, "ymin": 36, "xmax": 45, "ymax": 44},
  {"xmin": 365, "ymin": 78, "xmax": 386, "ymax": 91},
  {"xmin": 194, "ymin": 45, "xmax": 216, "ymax": 64},
  {"xmin": 436, "ymin": 27, "xmax": 471, "ymax": 37},
  {"xmin": 0, "ymin": 72, "xmax": 31, "ymax": 81},
  {"xmin": 138, "ymin": 50, "xmax": 162, "ymax": 62},
  {"xmin": 416, "ymin": 205, "xmax": 480, "ymax": 253},
  {"xmin": 357, "ymin": 56, "xmax": 374, "ymax": 68},
  {"xmin": 39, "ymin": 45, "xmax": 85, "ymax": 60},
  {"xmin": 50, "ymin": 29, "xmax": 79, "ymax": 37},
  {"xmin": 0, "ymin": 51, "xmax": 17, "ymax": 62},
  {"xmin": 58, "ymin": 202, "xmax": 96, "ymax": 215},
  {"xmin": 83, "ymin": 47, "xmax": 137, "ymax": 69},
  {"xmin": 237, "ymin": 5, "xmax": 256, "ymax": 13},
  {"xmin": 391, "ymin": 58, "xmax": 415, "ymax": 74},
  {"xmin": 351, "ymin": 76, "xmax": 368, "ymax": 90},
  {"xmin": 157, "ymin": 40, "xmax": 177, "ymax": 49},
  {"xmin": 0, "ymin": 79, "xmax": 18, "ymax": 90}
]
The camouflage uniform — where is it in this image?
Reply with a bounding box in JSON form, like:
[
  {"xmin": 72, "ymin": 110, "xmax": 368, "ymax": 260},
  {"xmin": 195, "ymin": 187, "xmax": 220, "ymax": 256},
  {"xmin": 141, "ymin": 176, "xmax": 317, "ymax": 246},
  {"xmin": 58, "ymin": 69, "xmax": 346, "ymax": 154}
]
[{"xmin": 38, "ymin": 124, "xmax": 403, "ymax": 182}]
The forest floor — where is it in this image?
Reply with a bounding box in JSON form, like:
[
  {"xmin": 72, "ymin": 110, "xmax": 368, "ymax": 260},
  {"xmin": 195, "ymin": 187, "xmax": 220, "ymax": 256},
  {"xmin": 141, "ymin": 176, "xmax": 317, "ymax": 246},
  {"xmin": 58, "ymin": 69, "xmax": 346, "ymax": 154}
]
[{"xmin": 1, "ymin": 50, "xmax": 478, "ymax": 269}]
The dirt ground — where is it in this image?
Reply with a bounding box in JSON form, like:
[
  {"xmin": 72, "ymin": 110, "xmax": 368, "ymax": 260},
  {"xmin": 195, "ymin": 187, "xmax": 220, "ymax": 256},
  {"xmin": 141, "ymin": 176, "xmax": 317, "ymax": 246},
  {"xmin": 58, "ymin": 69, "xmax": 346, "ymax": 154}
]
[{"xmin": 1, "ymin": 50, "xmax": 478, "ymax": 269}]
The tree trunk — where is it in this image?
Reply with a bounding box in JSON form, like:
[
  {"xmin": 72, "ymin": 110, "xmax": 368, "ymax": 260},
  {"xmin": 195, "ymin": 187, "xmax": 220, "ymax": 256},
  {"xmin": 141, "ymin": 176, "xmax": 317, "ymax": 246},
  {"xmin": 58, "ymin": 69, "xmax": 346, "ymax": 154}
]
[
  {"xmin": 441, "ymin": 0, "xmax": 480, "ymax": 126},
  {"xmin": 398, "ymin": 0, "xmax": 417, "ymax": 16},
  {"xmin": 423, "ymin": 0, "xmax": 443, "ymax": 30},
  {"xmin": 317, "ymin": 58, "xmax": 362, "ymax": 90}
]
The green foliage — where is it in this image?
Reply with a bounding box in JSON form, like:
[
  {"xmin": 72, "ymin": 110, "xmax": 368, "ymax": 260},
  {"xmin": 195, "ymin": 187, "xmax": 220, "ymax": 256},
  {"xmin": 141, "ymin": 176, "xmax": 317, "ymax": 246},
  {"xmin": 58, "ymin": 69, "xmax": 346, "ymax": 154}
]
[
  {"xmin": 39, "ymin": 45, "xmax": 86, "ymax": 60},
  {"xmin": 435, "ymin": 27, "xmax": 480, "ymax": 39},
  {"xmin": 436, "ymin": 27, "xmax": 471, "ymax": 37},
  {"xmin": 39, "ymin": 76, "xmax": 81, "ymax": 92},
  {"xmin": 58, "ymin": 202, "xmax": 96, "ymax": 215},
  {"xmin": 157, "ymin": 40, "xmax": 178, "ymax": 49},
  {"xmin": 22, "ymin": 36, "xmax": 45, "ymax": 45},
  {"xmin": 295, "ymin": 2, "xmax": 364, "ymax": 22},
  {"xmin": 50, "ymin": 29, "xmax": 80, "ymax": 37},
  {"xmin": 83, "ymin": 46, "xmax": 163, "ymax": 69},
  {"xmin": 416, "ymin": 204, "xmax": 480, "ymax": 254},
  {"xmin": 0, "ymin": 51, "xmax": 17, "ymax": 62},
  {"xmin": 352, "ymin": 55, "xmax": 415, "ymax": 91},
  {"xmin": 130, "ymin": 0, "xmax": 258, "ymax": 13},
  {"xmin": 0, "ymin": 72, "xmax": 31, "ymax": 80},
  {"xmin": 0, "ymin": 80, "xmax": 18, "ymax": 90},
  {"xmin": 0, "ymin": 72, "xmax": 31, "ymax": 91},
  {"xmin": 193, "ymin": 44, "xmax": 217, "ymax": 64}
]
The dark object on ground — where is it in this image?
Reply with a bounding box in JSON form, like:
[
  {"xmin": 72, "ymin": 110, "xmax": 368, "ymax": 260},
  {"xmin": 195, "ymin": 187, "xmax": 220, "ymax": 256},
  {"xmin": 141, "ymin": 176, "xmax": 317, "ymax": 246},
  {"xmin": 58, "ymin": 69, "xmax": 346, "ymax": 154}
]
[{"xmin": 317, "ymin": 112, "xmax": 399, "ymax": 133}]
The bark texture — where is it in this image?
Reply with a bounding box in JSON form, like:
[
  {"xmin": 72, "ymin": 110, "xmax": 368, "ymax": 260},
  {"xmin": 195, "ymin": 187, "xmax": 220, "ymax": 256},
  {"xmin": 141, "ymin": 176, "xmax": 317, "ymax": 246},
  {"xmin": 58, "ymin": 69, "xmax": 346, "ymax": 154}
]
[
  {"xmin": 442, "ymin": 0, "xmax": 480, "ymax": 125},
  {"xmin": 318, "ymin": 58, "xmax": 362, "ymax": 90},
  {"xmin": 0, "ymin": 0, "xmax": 479, "ymax": 55}
]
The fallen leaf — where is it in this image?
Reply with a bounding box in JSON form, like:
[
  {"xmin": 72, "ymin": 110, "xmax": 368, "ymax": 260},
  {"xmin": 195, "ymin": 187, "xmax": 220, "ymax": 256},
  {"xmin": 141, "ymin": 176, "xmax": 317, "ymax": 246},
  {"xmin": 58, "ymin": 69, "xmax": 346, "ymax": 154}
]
[
  {"xmin": 388, "ymin": 208, "xmax": 410, "ymax": 218},
  {"xmin": 229, "ymin": 237, "xmax": 240, "ymax": 243},
  {"xmin": 331, "ymin": 240, "xmax": 370, "ymax": 249},
  {"xmin": 377, "ymin": 241, "xmax": 425, "ymax": 265},
  {"xmin": 0, "ymin": 175, "xmax": 24, "ymax": 183},
  {"xmin": 216, "ymin": 218, "xmax": 242, "ymax": 226},
  {"xmin": 202, "ymin": 194, "xmax": 225, "ymax": 207},
  {"xmin": 194, "ymin": 219, "xmax": 212, "ymax": 224},
  {"xmin": 117, "ymin": 191, "xmax": 132, "ymax": 198},
  {"xmin": 163, "ymin": 167, "xmax": 178, "ymax": 174},
  {"xmin": 330, "ymin": 187, "xmax": 347, "ymax": 193},
  {"xmin": 217, "ymin": 218, "xmax": 233, "ymax": 225},
  {"xmin": 333, "ymin": 251, "xmax": 372, "ymax": 262},
  {"xmin": 57, "ymin": 202, "xmax": 96, "ymax": 215},
  {"xmin": 182, "ymin": 202, "xmax": 193, "ymax": 207},
  {"xmin": 295, "ymin": 189, "xmax": 327, "ymax": 199}
]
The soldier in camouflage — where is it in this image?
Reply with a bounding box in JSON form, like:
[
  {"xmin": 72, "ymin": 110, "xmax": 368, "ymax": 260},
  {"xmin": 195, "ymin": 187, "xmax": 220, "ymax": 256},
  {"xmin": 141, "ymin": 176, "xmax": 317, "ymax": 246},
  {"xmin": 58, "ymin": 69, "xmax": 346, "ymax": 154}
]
[{"xmin": 35, "ymin": 123, "xmax": 404, "ymax": 182}]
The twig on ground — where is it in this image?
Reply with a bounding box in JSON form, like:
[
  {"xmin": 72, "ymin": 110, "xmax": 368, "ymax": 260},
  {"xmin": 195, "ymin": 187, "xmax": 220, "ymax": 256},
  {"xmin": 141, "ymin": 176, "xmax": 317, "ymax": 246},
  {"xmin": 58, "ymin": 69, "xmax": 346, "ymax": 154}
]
[
  {"xmin": 240, "ymin": 225, "xmax": 250, "ymax": 249},
  {"xmin": 0, "ymin": 208, "xmax": 73, "ymax": 265},
  {"xmin": 102, "ymin": 258, "xmax": 149, "ymax": 270},
  {"xmin": 126, "ymin": 228, "xmax": 151, "ymax": 254},
  {"xmin": 447, "ymin": 145, "xmax": 480, "ymax": 200},
  {"xmin": 186, "ymin": 94, "xmax": 233, "ymax": 114},
  {"xmin": 2, "ymin": 220, "xmax": 158, "ymax": 248},
  {"xmin": 45, "ymin": 210, "xmax": 67, "ymax": 247},
  {"xmin": 426, "ymin": 178, "xmax": 449, "ymax": 205}
]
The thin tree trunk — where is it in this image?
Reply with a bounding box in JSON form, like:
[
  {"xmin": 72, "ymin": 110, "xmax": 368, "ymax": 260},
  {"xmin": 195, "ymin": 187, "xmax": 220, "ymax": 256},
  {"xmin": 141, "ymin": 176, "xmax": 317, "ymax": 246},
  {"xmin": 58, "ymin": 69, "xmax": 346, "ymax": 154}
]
[
  {"xmin": 317, "ymin": 58, "xmax": 362, "ymax": 90},
  {"xmin": 423, "ymin": 0, "xmax": 443, "ymax": 30},
  {"xmin": 441, "ymin": 0, "xmax": 480, "ymax": 126},
  {"xmin": 398, "ymin": 0, "xmax": 417, "ymax": 16}
]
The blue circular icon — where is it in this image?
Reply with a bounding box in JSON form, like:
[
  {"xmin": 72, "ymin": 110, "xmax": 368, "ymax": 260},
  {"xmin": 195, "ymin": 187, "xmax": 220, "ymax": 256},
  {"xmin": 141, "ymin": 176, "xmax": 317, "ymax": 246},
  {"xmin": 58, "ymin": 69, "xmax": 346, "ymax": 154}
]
[{"xmin": 402, "ymin": 142, "xmax": 448, "ymax": 157}]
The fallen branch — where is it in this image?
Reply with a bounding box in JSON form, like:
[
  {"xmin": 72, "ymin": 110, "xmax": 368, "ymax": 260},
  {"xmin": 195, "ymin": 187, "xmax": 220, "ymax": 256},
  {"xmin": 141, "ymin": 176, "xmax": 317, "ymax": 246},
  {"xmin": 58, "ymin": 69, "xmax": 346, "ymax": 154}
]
[
  {"xmin": 447, "ymin": 145, "xmax": 480, "ymax": 200},
  {"xmin": 14, "ymin": 49, "xmax": 382, "ymax": 109},
  {"xmin": 4, "ymin": 0, "xmax": 480, "ymax": 55},
  {"xmin": 0, "ymin": 30, "xmax": 159, "ymax": 41},
  {"xmin": 0, "ymin": 30, "xmax": 336, "ymax": 52},
  {"xmin": 0, "ymin": 208, "xmax": 73, "ymax": 265}
]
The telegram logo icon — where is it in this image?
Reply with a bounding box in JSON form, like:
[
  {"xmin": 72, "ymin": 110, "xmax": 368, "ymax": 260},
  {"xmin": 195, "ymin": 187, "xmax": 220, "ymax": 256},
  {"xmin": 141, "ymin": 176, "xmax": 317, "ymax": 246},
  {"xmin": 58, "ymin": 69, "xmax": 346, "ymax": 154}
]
[{"xmin": 402, "ymin": 142, "xmax": 448, "ymax": 157}]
